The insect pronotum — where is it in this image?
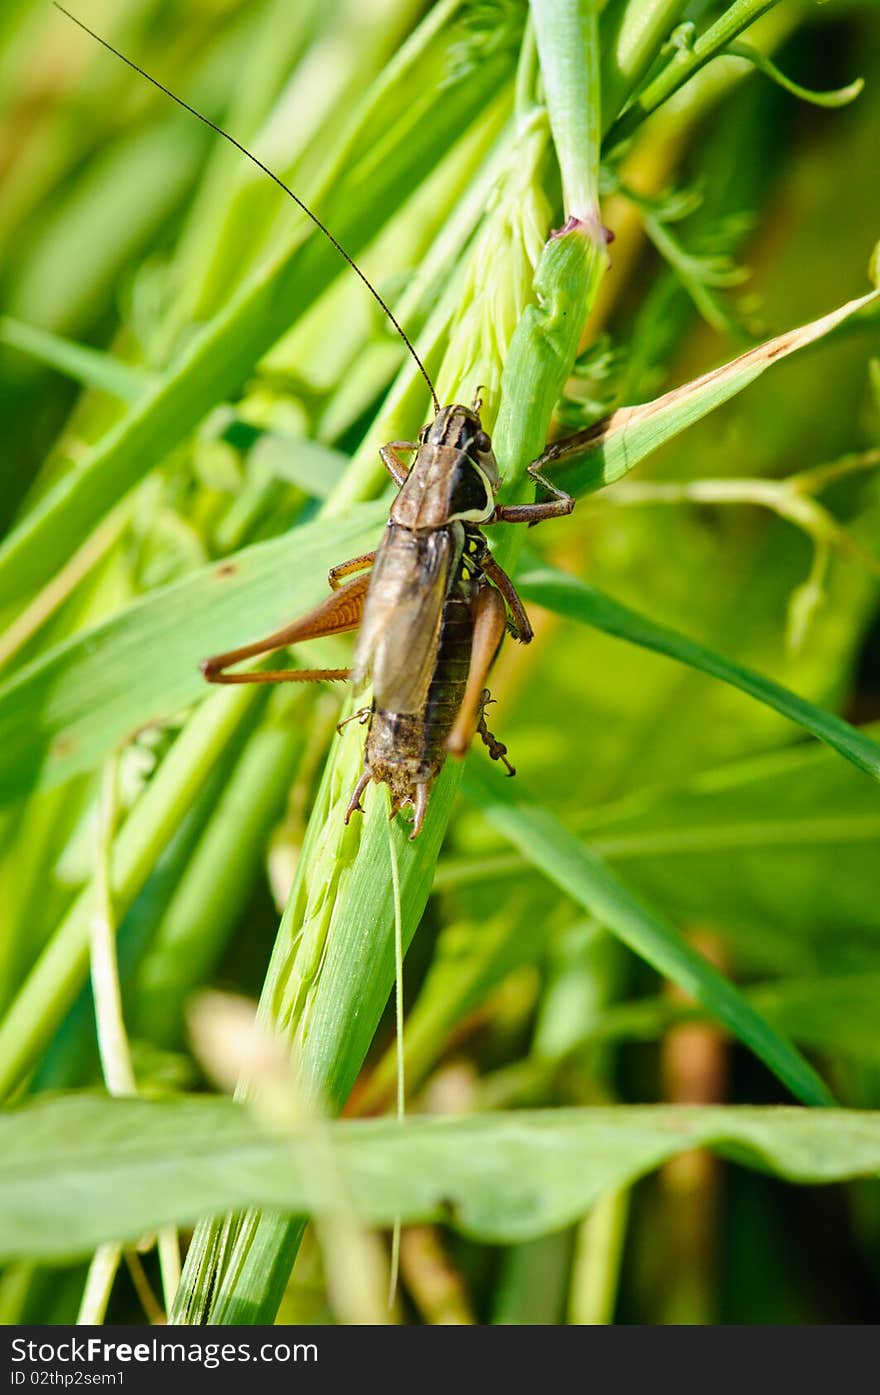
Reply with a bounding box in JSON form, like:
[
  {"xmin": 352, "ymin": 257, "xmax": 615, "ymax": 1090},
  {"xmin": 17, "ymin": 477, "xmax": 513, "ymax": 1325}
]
[{"xmin": 59, "ymin": 4, "xmax": 575, "ymax": 838}]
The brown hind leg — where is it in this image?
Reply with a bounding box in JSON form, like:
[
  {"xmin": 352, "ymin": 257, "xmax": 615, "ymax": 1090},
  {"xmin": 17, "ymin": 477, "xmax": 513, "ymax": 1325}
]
[
  {"xmin": 477, "ymin": 691, "xmax": 515, "ymax": 776},
  {"xmin": 201, "ymin": 569, "xmax": 369, "ymax": 684}
]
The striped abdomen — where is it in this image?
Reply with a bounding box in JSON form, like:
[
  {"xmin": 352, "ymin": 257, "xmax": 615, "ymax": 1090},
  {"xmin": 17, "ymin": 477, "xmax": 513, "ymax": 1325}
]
[{"xmin": 365, "ymin": 591, "xmax": 474, "ymax": 807}]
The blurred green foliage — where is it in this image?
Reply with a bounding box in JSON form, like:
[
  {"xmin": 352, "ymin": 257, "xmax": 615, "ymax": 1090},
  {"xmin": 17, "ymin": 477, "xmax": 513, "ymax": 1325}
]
[{"xmin": 0, "ymin": 0, "xmax": 879, "ymax": 1326}]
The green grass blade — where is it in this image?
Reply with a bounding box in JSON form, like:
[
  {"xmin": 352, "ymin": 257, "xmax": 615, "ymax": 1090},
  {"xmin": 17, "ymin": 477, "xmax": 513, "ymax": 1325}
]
[
  {"xmin": 542, "ymin": 287, "xmax": 880, "ymax": 495},
  {"xmin": 575, "ymin": 973, "xmax": 880, "ymax": 1064},
  {"xmin": 5, "ymin": 1096, "xmax": 880, "ymax": 1259},
  {"xmin": 0, "ymin": 504, "xmax": 385, "ymax": 802},
  {"xmin": 517, "ymin": 563, "xmax": 880, "ymax": 781},
  {"xmin": 461, "ymin": 761, "xmax": 835, "ymax": 1107},
  {"xmin": 0, "ymin": 25, "xmax": 514, "ymax": 609},
  {"xmin": 0, "ymin": 318, "xmax": 150, "ymax": 403},
  {"xmin": 0, "ymin": 684, "xmax": 260, "ymax": 1101}
]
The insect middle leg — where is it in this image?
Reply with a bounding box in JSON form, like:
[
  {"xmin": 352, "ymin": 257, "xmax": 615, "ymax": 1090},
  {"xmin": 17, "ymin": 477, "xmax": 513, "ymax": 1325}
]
[
  {"xmin": 329, "ymin": 551, "xmax": 376, "ymax": 589},
  {"xmin": 337, "ymin": 705, "xmax": 371, "ymax": 732},
  {"xmin": 480, "ymin": 552, "xmax": 533, "ymax": 643}
]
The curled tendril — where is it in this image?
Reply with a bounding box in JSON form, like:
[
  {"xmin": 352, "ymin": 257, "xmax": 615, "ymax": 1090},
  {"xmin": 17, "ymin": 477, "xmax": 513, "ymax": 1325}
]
[{"xmin": 728, "ymin": 41, "xmax": 864, "ymax": 109}]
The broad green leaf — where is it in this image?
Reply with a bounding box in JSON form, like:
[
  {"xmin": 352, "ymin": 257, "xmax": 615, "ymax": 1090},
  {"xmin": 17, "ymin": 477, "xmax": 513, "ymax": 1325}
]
[
  {"xmin": 541, "ymin": 287, "xmax": 880, "ymax": 495},
  {"xmin": 0, "ymin": 504, "xmax": 386, "ymax": 802},
  {"xmin": 462, "ymin": 761, "xmax": 834, "ymax": 1107},
  {"xmin": 1, "ymin": 1095, "xmax": 879, "ymax": 1260},
  {"xmin": 518, "ymin": 564, "xmax": 880, "ymax": 782}
]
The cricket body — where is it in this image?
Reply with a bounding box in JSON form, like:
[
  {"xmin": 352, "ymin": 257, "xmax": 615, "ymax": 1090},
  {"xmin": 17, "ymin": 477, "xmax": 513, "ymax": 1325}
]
[
  {"xmin": 346, "ymin": 401, "xmax": 565, "ymax": 834},
  {"xmin": 55, "ymin": 5, "xmax": 575, "ymax": 838},
  {"xmin": 202, "ymin": 397, "xmax": 574, "ymax": 837}
]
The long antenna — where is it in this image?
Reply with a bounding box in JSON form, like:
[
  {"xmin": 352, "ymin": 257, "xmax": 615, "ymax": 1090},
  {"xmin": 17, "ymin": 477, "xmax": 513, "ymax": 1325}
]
[{"xmin": 54, "ymin": 3, "xmax": 441, "ymax": 414}]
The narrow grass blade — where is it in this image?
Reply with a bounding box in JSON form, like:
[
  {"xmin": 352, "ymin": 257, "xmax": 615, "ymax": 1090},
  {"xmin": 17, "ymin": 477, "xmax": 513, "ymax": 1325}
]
[
  {"xmin": 462, "ymin": 761, "xmax": 834, "ymax": 1108},
  {"xmin": 0, "ymin": 27, "xmax": 514, "ymax": 609},
  {"xmin": 542, "ymin": 287, "xmax": 880, "ymax": 495},
  {"xmin": 572, "ymin": 973, "xmax": 880, "ymax": 1065},
  {"xmin": 0, "ymin": 685, "xmax": 259, "ymax": 1101},
  {"xmin": 5, "ymin": 1096, "xmax": 880, "ymax": 1259},
  {"xmin": 517, "ymin": 563, "xmax": 880, "ymax": 782},
  {"xmin": 0, "ymin": 318, "xmax": 150, "ymax": 402}
]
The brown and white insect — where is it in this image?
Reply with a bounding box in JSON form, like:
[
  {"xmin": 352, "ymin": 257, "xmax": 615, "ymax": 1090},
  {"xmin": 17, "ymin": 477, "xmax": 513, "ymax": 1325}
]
[
  {"xmin": 59, "ymin": 5, "xmax": 575, "ymax": 837},
  {"xmin": 202, "ymin": 398, "xmax": 573, "ymax": 836}
]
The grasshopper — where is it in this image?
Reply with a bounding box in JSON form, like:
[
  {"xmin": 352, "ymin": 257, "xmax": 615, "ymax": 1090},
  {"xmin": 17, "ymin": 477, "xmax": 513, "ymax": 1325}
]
[{"xmin": 60, "ymin": 6, "xmax": 574, "ymax": 838}]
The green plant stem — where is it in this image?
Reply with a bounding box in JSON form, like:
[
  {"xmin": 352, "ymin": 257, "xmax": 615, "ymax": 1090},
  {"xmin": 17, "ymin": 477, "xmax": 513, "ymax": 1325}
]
[
  {"xmin": 531, "ymin": 0, "xmax": 603, "ymax": 225},
  {"xmin": 604, "ymin": 0, "xmax": 783, "ymax": 149},
  {"xmin": 88, "ymin": 757, "xmax": 135, "ymax": 1097},
  {"xmin": 0, "ymin": 507, "xmax": 129, "ymax": 671},
  {"xmin": 492, "ymin": 223, "xmax": 607, "ymax": 572},
  {"xmin": 567, "ymin": 1187, "xmax": 630, "ymax": 1324},
  {"xmin": 76, "ymin": 1243, "xmax": 123, "ymax": 1326},
  {"xmin": 387, "ymin": 787, "xmax": 405, "ymax": 1310},
  {"xmin": 78, "ymin": 757, "xmax": 132, "ymax": 1326},
  {"xmin": 600, "ymin": 0, "xmax": 689, "ymax": 125},
  {"xmin": 606, "ymin": 478, "xmax": 880, "ymax": 577}
]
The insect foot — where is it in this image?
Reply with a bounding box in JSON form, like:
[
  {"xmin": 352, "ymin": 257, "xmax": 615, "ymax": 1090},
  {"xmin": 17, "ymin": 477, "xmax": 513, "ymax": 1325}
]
[{"xmin": 477, "ymin": 689, "xmax": 515, "ymax": 777}]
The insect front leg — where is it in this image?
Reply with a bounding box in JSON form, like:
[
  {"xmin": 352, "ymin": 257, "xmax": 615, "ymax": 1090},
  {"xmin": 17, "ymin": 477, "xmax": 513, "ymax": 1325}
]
[
  {"xmin": 491, "ymin": 461, "xmax": 574, "ymax": 526},
  {"xmin": 380, "ymin": 442, "xmax": 418, "ymax": 487},
  {"xmin": 201, "ymin": 569, "xmax": 369, "ymax": 685}
]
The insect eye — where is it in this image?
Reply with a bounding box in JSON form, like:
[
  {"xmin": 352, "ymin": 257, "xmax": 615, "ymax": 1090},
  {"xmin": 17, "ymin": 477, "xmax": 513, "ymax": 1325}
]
[{"xmin": 474, "ymin": 430, "xmax": 491, "ymax": 454}]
